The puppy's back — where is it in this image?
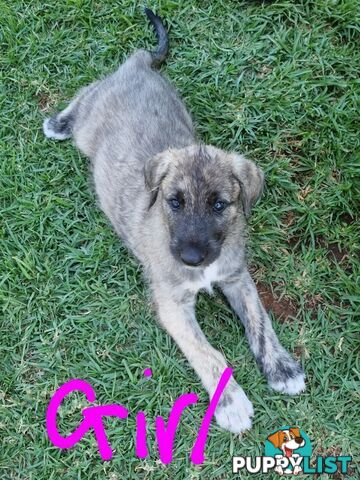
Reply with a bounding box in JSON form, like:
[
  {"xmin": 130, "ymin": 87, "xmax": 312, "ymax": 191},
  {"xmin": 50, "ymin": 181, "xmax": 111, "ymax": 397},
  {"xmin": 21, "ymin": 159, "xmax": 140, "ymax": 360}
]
[{"xmin": 72, "ymin": 50, "xmax": 195, "ymax": 160}]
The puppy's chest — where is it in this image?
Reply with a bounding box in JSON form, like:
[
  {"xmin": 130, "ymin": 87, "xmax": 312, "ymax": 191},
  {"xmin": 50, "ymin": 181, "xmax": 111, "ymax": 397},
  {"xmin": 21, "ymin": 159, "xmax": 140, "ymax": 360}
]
[{"xmin": 183, "ymin": 263, "xmax": 223, "ymax": 294}]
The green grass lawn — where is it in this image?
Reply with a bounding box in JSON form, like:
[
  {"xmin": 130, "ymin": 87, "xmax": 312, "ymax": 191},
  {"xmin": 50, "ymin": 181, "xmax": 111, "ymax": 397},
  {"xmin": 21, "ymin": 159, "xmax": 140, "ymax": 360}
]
[{"xmin": 1, "ymin": 1, "xmax": 359, "ymax": 479}]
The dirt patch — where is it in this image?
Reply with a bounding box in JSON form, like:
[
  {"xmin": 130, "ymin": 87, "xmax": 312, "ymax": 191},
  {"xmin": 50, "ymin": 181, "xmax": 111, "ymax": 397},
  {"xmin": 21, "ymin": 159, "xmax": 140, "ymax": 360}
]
[
  {"xmin": 286, "ymin": 234, "xmax": 350, "ymax": 268},
  {"xmin": 286, "ymin": 234, "xmax": 302, "ymax": 247},
  {"xmin": 35, "ymin": 92, "xmax": 51, "ymax": 112},
  {"xmin": 282, "ymin": 211, "xmax": 302, "ymax": 247},
  {"xmin": 293, "ymin": 345, "xmax": 305, "ymax": 359},
  {"xmin": 315, "ymin": 446, "xmax": 342, "ymax": 457},
  {"xmin": 305, "ymin": 294, "xmax": 323, "ymax": 310},
  {"xmin": 317, "ymin": 237, "xmax": 350, "ymax": 265},
  {"xmin": 304, "ymin": 294, "xmax": 324, "ymax": 319},
  {"xmin": 282, "ymin": 211, "xmax": 296, "ymax": 228},
  {"xmin": 255, "ymin": 280, "xmax": 322, "ymax": 321},
  {"xmin": 327, "ymin": 242, "xmax": 348, "ymax": 263},
  {"xmin": 255, "ymin": 281, "xmax": 298, "ymax": 322},
  {"xmin": 339, "ymin": 212, "xmax": 354, "ymax": 225}
]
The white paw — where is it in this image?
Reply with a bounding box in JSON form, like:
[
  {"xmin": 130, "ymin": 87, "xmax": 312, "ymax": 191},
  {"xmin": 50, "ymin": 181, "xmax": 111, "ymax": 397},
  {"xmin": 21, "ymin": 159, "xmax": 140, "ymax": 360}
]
[
  {"xmin": 214, "ymin": 384, "xmax": 254, "ymax": 434},
  {"xmin": 269, "ymin": 372, "xmax": 306, "ymax": 395}
]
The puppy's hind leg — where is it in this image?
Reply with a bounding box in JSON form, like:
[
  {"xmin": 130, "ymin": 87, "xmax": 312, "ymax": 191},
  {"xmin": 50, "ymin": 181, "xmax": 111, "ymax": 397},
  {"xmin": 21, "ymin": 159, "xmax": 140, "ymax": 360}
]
[
  {"xmin": 43, "ymin": 100, "xmax": 77, "ymax": 140},
  {"xmin": 43, "ymin": 81, "xmax": 99, "ymax": 141},
  {"xmin": 220, "ymin": 270, "xmax": 305, "ymax": 395}
]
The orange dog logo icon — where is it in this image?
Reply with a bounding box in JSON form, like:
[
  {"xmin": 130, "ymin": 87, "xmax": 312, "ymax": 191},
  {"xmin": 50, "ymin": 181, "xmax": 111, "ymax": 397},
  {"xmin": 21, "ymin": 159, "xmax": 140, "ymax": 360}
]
[{"xmin": 267, "ymin": 427, "xmax": 305, "ymax": 475}]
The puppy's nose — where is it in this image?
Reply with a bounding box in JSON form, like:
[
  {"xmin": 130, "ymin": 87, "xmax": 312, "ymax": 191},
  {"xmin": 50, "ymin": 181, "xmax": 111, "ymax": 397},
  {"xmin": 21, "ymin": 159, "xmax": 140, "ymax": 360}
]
[
  {"xmin": 295, "ymin": 437, "xmax": 303, "ymax": 445},
  {"xmin": 180, "ymin": 246, "xmax": 205, "ymax": 266}
]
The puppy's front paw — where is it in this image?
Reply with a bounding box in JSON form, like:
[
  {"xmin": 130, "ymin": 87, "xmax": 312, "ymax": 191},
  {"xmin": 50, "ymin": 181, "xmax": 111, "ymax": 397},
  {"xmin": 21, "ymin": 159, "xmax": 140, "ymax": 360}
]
[
  {"xmin": 269, "ymin": 371, "xmax": 306, "ymax": 395},
  {"xmin": 274, "ymin": 465, "xmax": 284, "ymax": 475},
  {"xmin": 293, "ymin": 465, "xmax": 302, "ymax": 475},
  {"xmin": 214, "ymin": 384, "xmax": 254, "ymax": 434}
]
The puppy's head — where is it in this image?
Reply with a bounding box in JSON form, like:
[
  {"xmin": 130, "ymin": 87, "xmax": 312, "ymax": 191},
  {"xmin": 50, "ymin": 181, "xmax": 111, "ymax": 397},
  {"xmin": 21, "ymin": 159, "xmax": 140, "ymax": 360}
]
[
  {"xmin": 267, "ymin": 428, "xmax": 305, "ymax": 456},
  {"xmin": 144, "ymin": 145, "xmax": 264, "ymax": 267}
]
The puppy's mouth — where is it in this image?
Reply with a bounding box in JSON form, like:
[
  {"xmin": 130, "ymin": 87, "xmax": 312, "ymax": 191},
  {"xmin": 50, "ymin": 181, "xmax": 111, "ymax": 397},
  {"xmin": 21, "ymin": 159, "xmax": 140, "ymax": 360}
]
[{"xmin": 284, "ymin": 446, "xmax": 293, "ymax": 458}]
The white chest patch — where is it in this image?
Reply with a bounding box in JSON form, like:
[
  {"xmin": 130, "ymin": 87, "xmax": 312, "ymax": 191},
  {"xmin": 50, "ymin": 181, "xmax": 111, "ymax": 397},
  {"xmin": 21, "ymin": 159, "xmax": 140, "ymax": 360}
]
[
  {"xmin": 183, "ymin": 262, "xmax": 221, "ymax": 294},
  {"xmin": 202, "ymin": 263, "xmax": 219, "ymax": 292}
]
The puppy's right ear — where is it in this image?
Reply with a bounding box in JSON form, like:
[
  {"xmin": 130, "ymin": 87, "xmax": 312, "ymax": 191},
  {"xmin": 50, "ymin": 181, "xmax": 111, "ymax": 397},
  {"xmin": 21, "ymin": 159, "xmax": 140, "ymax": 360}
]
[{"xmin": 144, "ymin": 151, "xmax": 170, "ymax": 208}]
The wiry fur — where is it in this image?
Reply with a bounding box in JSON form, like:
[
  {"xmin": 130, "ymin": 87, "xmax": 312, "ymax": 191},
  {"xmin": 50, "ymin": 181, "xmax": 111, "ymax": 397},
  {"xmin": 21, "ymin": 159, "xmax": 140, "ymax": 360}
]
[{"xmin": 43, "ymin": 9, "xmax": 305, "ymax": 433}]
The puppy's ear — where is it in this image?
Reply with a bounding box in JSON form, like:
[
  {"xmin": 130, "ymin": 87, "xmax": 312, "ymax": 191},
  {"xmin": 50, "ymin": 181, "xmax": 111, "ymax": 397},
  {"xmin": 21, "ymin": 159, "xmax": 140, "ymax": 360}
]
[
  {"xmin": 290, "ymin": 427, "xmax": 301, "ymax": 438},
  {"xmin": 230, "ymin": 154, "xmax": 264, "ymax": 217},
  {"xmin": 144, "ymin": 151, "xmax": 170, "ymax": 208},
  {"xmin": 267, "ymin": 431, "xmax": 283, "ymax": 449}
]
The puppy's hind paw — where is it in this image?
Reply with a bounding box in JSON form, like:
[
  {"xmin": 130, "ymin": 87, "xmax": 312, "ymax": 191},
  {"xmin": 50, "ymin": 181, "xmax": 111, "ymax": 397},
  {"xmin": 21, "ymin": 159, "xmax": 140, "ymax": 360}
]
[
  {"xmin": 214, "ymin": 384, "xmax": 254, "ymax": 434},
  {"xmin": 269, "ymin": 372, "xmax": 306, "ymax": 395}
]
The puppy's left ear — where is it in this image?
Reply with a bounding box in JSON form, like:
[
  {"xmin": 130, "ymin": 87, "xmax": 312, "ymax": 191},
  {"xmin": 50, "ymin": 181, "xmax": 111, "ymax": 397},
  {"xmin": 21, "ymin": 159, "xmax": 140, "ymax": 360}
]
[
  {"xmin": 230, "ymin": 153, "xmax": 264, "ymax": 217},
  {"xmin": 144, "ymin": 151, "xmax": 171, "ymax": 208}
]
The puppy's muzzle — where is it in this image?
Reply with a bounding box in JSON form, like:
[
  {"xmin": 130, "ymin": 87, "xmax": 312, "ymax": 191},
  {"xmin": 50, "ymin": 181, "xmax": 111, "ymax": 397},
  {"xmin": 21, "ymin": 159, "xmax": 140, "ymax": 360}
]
[{"xmin": 180, "ymin": 244, "xmax": 206, "ymax": 266}]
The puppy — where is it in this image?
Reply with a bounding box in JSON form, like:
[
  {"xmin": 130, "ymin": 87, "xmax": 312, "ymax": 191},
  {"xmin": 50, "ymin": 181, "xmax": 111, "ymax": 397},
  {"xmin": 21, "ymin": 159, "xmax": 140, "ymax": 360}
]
[
  {"xmin": 267, "ymin": 428, "xmax": 305, "ymax": 474},
  {"xmin": 43, "ymin": 9, "xmax": 305, "ymax": 433}
]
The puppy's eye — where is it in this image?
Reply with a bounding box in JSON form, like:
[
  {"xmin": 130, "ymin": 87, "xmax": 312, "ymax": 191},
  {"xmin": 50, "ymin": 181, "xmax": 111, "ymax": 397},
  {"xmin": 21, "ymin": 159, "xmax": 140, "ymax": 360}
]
[
  {"xmin": 169, "ymin": 198, "xmax": 180, "ymax": 210},
  {"xmin": 213, "ymin": 200, "xmax": 227, "ymax": 213}
]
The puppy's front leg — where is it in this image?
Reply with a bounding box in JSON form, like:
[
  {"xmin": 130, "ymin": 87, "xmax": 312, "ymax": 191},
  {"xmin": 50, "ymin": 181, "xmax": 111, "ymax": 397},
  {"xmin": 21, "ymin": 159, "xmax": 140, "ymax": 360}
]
[
  {"xmin": 220, "ymin": 270, "xmax": 305, "ymax": 394},
  {"xmin": 152, "ymin": 286, "xmax": 253, "ymax": 433}
]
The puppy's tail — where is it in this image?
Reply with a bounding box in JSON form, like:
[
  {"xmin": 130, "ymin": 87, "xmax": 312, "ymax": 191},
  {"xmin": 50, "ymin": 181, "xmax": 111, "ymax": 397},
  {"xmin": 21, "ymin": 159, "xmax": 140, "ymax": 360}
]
[{"xmin": 145, "ymin": 8, "xmax": 169, "ymax": 67}]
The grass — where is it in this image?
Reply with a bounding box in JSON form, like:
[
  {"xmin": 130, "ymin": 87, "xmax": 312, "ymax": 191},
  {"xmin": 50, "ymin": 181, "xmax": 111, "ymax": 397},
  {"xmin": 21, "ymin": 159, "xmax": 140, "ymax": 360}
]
[{"xmin": 0, "ymin": 0, "xmax": 359, "ymax": 479}]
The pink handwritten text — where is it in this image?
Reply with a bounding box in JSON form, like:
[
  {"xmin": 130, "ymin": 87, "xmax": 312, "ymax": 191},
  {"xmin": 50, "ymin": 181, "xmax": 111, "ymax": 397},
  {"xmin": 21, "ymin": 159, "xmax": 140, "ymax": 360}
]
[{"xmin": 46, "ymin": 367, "xmax": 233, "ymax": 464}]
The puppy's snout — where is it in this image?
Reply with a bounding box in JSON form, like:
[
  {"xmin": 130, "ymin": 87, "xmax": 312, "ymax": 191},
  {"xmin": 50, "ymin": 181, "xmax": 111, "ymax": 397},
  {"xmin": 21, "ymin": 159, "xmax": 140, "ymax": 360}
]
[
  {"xmin": 180, "ymin": 245, "xmax": 205, "ymax": 266},
  {"xmin": 295, "ymin": 437, "xmax": 304, "ymax": 445}
]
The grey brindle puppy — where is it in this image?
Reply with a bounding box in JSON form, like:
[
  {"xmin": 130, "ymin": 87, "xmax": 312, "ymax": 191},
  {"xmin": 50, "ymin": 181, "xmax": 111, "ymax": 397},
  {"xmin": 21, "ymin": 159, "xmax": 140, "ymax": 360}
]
[{"xmin": 44, "ymin": 9, "xmax": 305, "ymax": 433}]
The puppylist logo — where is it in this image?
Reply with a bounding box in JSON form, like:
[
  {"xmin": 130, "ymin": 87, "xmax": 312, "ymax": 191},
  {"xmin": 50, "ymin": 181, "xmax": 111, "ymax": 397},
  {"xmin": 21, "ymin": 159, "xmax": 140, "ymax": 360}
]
[{"xmin": 233, "ymin": 426, "xmax": 352, "ymax": 476}]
